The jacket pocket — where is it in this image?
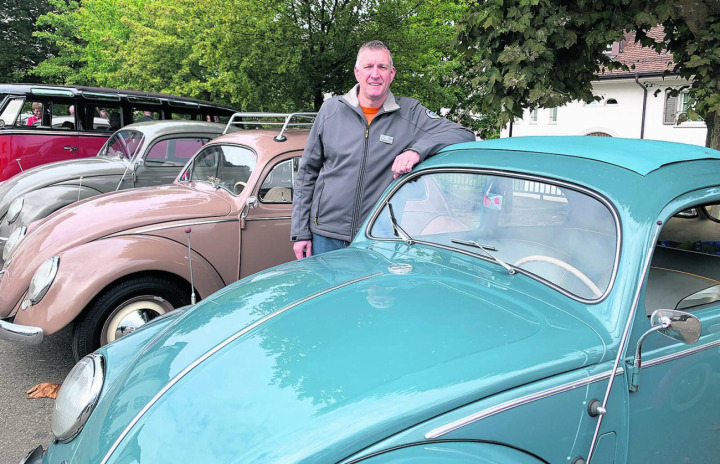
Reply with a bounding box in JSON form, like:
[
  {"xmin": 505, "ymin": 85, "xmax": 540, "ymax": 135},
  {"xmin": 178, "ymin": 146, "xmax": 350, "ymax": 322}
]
[{"xmin": 310, "ymin": 177, "xmax": 326, "ymax": 226}]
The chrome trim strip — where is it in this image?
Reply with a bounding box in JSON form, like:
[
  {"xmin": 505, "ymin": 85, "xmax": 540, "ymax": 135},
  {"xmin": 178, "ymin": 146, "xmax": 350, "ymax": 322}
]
[
  {"xmin": 135, "ymin": 218, "xmax": 238, "ymax": 234},
  {"xmin": 586, "ymin": 223, "xmax": 661, "ymax": 463},
  {"xmin": 644, "ymin": 339, "xmax": 720, "ymax": 368},
  {"xmin": 101, "ymin": 272, "xmax": 382, "ymax": 464},
  {"xmin": 425, "ymin": 368, "xmax": 622, "ymax": 439},
  {"xmin": 364, "ymin": 167, "xmax": 622, "ymax": 305},
  {"xmin": 244, "ymin": 216, "xmax": 291, "ymax": 222},
  {"xmin": 0, "ymin": 318, "xmax": 43, "ymax": 344}
]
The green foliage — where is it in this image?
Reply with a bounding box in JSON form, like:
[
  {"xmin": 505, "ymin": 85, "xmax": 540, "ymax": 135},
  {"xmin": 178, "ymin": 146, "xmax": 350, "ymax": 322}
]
[
  {"xmin": 0, "ymin": 0, "xmax": 60, "ymax": 82},
  {"xmin": 457, "ymin": 0, "xmax": 720, "ymax": 148},
  {"xmin": 31, "ymin": 0, "xmax": 482, "ymax": 135}
]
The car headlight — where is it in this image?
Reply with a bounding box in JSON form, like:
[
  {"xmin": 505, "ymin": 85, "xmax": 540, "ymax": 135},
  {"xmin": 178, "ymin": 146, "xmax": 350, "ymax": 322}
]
[
  {"xmin": 6, "ymin": 196, "xmax": 24, "ymax": 224},
  {"xmin": 2, "ymin": 226, "xmax": 26, "ymax": 260},
  {"xmin": 27, "ymin": 256, "xmax": 59, "ymax": 305},
  {"xmin": 52, "ymin": 353, "xmax": 104, "ymax": 442}
]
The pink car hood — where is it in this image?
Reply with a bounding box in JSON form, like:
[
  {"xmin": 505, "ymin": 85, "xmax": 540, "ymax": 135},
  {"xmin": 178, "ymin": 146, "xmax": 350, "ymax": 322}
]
[{"xmin": 0, "ymin": 185, "xmax": 232, "ymax": 315}]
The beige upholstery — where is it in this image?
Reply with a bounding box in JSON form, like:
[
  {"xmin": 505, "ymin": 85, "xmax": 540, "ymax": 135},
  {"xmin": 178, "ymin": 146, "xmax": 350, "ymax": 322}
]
[{"xmin": 263, "ymin": 187, "xmax": 292, "ymax": 203}]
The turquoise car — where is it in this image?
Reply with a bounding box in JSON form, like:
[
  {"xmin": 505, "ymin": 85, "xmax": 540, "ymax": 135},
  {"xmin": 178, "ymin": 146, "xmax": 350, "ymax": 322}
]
[{"xmin": 24, "ymin": 137, "xmax": 720, "ymax": 463}]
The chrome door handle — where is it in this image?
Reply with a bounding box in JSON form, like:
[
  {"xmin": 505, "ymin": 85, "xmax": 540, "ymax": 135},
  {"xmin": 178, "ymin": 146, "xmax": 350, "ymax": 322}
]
[{"xmin": 63, "ymin": 146, "xmax": 78, "ymax": 151}]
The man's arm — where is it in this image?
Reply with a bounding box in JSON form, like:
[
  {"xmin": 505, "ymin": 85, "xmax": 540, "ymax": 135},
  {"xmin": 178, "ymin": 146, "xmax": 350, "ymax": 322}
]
[
  {"xmin": 404, "ymin": 102, "xmax": 476, "ymax": 162},
  {"xmin": 290, "ymin": 105, "xmax": 327, "ymax": 254}
]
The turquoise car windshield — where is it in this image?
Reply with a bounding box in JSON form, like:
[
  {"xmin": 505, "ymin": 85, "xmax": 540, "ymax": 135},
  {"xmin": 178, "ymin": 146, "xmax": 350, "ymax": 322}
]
[{"xmin": 370, "ymin": 172, "xmax": 618, "ymax": 300}]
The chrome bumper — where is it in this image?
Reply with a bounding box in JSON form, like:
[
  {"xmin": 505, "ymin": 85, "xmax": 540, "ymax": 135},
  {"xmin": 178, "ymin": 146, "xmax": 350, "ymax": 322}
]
[
  {"xmin": 19, "ymin": 445, "xmax": 44, "ymax": 464},
  {"xmin": 0, "ymin": 317, "xmax": 43, "ymax": 344}
]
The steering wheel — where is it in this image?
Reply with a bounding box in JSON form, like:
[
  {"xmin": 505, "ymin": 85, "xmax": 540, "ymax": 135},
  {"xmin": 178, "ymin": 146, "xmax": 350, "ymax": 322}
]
[
  {"xmin": 513, "ymin": 255, "xmax": 603, "ymax": 298},
  {"xmin": 234, "ymin": 181, "xmax": 247, "ymax": 195}
]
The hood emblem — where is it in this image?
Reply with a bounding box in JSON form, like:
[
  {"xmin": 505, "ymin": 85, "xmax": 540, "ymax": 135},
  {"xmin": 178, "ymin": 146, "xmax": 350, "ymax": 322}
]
[{"xmin": 388, "ymin": 263, "xmax": 413, "ymax": 275}]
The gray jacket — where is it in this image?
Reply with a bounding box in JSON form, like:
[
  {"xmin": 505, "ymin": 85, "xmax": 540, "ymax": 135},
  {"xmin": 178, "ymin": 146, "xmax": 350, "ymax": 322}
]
[{"xmin": 291, "ymin": 85, "xmax": 475, "ymax": 242}]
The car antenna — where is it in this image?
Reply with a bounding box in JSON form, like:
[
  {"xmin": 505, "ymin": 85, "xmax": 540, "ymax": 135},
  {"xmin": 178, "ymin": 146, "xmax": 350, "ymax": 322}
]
[
  {"xmin": 185, "ymin": 227, "xmax": 197, "ymax": 305},
  {"xmin": 116, "ymin": 161, "xmax": 131, "ymax": 191},
  {"xmin": 77, "ymin": 176, "xmax": 83, "ymax": 202},
  {"xmin": 15, "ymin": 158, "xmax": 23, "ymax": 172}
]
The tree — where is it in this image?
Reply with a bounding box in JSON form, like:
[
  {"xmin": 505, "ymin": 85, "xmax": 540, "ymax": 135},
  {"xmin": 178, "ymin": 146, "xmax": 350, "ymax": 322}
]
[
  {"xmin": 32, "ymin": 0, "xmax": 485, "ymax": 133},
  {"xmin": 0, "ymin": 0, "xmax": 59, "ymax": 82},
  {"xmin": 457, "ymin": 0, "xmax": 720, "ymax": 149}
]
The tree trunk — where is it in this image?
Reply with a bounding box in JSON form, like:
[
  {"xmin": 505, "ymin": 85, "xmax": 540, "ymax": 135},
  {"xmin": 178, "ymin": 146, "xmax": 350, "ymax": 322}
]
[
  {"xmin": 705, "ymin": 112, "xmax": 720, "ymax": 151},
  {"xmin": 314, "ymin": 87, "xmax": 324, "ymax": 112}
]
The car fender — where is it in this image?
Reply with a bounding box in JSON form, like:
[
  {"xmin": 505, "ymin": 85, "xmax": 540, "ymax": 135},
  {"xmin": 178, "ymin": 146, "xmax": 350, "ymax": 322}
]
[
  {"xmin": 4, "ymin": 183, "xmax": 103, "ymax": 230},
  {"xmin": 13, "ymin": 235, "xmax": 224, "ymax": 335},
  {"xmin": 345, "ymin": 440, "xmax": 548, "ymax": 464}
]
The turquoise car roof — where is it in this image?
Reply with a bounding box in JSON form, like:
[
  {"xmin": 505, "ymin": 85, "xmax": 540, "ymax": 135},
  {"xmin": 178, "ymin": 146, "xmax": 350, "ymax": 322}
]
[{"xmin": 444, "ymin": 136, "xmax": 720, "ymax": 176}]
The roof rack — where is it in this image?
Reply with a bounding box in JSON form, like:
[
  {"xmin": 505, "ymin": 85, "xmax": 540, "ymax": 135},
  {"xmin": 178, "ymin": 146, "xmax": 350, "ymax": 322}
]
[{"xmin": 223, "ymin": 112, "xmax": 317, "ymax": 141}]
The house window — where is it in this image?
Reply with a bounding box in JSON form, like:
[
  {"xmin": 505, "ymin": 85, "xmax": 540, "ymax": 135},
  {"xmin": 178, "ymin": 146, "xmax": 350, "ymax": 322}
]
[
  {"xmin": 549, "ymin": 107, "xmax": 558, "ymax": 123},
  {"xmin": 664, "ymin": 91, "xmax": 703, "ymax": 124},
  {"xmin": 606, "ymin": 98, "xmax": 618, "ymax": 105},
  {"xmin": 530, "ymin": 108, "xmax": 538, "ymax": 124}
]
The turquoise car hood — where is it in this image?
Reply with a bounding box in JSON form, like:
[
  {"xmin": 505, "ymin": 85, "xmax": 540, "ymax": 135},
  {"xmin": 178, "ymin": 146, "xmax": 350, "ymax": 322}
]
[{"xmin": 75, "ymin": 247, "xmax": 605, "ymax": 464}]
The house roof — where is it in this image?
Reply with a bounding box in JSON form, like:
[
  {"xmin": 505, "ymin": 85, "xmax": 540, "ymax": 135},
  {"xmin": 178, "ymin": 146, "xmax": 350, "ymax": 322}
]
[{"xmin": 597, "ymin": 27, "xmax": 675, "ymax": 78}]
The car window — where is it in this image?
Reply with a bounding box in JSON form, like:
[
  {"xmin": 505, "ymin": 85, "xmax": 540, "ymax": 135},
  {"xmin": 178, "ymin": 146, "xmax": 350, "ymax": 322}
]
[
  {"xmin": 170, "ymin": 112, "xmax": 200, "ymax": 121},
  {"xmin": 0, "ymin": 97, "xmax": 24, "ymax": 126},
  {"xmin": 145, "ymin": 137, "xmax": 211, "ymax": 167},
  {"xmin": 51, "ymin": 103, "xmax": 75, "ymax": 130},
  {"xmin": 17, "ymin": 100, "xmax": 47, "ymax": 127},
  {"xmin": 648, "ymin": 200, "xmax": 720, "ymax": 314},
  {"xmin": 703, "ymin": 203, "xmax": 720, "ymax": 221},
  {"xmin": 99, "ymin": 130, "xmax": 145, "ymax": 159},
  {"xmin": 86, "ymin": 105, "xmax": 121, "ymax": 131},
  {"xmin": 370, "ymin": 172, "xmax": 618, "ymax": 300},
  {"xmin": 186, "ymin": 144, "xmax": 257, "ymax": 195},
  {"xmin": 132, "ymin": 109, "xmax": 159, "ymax": 123},
  {"xmin": 259, "ymin": 158, "xmax": 299, "ymax": 203}
]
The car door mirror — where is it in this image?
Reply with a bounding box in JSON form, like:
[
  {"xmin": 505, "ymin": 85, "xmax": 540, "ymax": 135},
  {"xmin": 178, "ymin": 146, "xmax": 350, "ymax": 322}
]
[
  {"xmin": 629, "ymin": 308, "xmax": 702, "ymax": 392},
  {"xmin": 650, "ymin": 308, "xmax": 701, "ymax": 344},
  {"xmin": 247, "ymin": 196, "xmax": 258, "ymax": 209}
]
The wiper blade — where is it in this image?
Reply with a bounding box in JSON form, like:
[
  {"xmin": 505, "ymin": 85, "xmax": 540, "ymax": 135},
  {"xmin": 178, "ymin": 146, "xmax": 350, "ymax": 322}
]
[
  {"xmin": 451, "ymin": 239, "xmax": 516, "ymax": 275},
  {"xmin": 387, "ymin": 202, "xmax": 414, "ymax": 245}
]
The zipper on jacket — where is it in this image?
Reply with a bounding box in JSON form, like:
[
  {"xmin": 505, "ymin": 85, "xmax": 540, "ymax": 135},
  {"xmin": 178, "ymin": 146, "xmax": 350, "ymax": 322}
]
[
  {"xmin": 350, "ymin": 123, "xmax": 371, "ymax": 237},
  {"xmin": 314, "ymin": 179, "xmax": 326, "ymax": 226}
]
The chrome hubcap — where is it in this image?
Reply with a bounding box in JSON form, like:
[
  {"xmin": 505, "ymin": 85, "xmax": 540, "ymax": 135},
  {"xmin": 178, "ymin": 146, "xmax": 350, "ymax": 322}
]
[{"xmin": 101, "ymin": 296, "xmax": 174, "ymax": 345}]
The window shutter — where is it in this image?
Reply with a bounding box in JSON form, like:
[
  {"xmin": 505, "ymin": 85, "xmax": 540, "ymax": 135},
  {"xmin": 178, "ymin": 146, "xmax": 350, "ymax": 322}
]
[{"xmin": 664, "ymin": 92, "xmax": 678, "ymax": 125}]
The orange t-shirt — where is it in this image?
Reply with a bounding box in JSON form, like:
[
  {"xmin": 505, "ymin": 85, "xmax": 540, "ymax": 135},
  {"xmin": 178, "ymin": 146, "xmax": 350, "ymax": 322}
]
[{"xmin": 361, "ymin": 105, "xmax": 380, "ymax": 125}]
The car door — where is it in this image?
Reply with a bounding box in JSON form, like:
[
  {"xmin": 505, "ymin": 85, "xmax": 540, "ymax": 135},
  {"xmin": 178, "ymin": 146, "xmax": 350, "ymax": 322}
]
[
  {"xmin": 136, "ymin": 135, "xmax": 213, "ymax": 187},
  {"xmin": 624, "ymin": 196, "xmax": 720, "ymax": 464},
  {"xmin": 239, "ymin": 154, "xmax": 300, "ymax": 278}
]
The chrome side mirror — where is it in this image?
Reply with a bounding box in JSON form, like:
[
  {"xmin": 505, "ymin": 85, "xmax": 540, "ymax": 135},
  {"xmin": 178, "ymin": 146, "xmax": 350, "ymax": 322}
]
[
  {"xmin": 650, "ymin": 309, "xmax": 701, "ymax": 344},
  {"xmin": 247, "ymin": 196, "xmax": 258, "ymax": 209},
  {"xmin": 628, "ymin": 309, "xmax": 702, "ymax": 392}
]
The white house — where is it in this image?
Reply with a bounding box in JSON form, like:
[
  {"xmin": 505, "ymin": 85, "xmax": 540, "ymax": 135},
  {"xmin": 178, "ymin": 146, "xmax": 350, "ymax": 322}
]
[{"xmin": 501, "ymin": 29, "xmax": 707, "ymax": 146}]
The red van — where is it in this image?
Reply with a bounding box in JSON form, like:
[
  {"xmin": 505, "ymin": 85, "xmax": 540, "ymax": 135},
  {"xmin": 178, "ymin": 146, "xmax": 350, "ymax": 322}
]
[{"xmin": 0, "ymin": 84, "xmax": 237, "ymax": 183}]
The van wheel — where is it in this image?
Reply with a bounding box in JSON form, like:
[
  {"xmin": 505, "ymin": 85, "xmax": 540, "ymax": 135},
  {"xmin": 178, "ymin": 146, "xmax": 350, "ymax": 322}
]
[{"xmin": 72, "ymin": 276, "xmax": 189, "ymax": 361}]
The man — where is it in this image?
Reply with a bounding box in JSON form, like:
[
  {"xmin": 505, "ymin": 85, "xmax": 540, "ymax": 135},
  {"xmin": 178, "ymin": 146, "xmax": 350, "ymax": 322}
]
[{"xmin": 291, "ymin": 40, "xmax": 475, "ymax": 258}]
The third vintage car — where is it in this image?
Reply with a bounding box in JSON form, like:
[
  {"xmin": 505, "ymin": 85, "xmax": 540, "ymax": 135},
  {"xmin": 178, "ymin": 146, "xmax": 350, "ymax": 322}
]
[
  {"xmin": 22, "ymin": 136, "xmax": 720, "ymax": 464},
  {"xmin": 0, "ymin": 84, "xmax": 237, "ymax": 183},
  {"xmin": 0, "ymin": 113, "xmax": 313, "ymax": 360},
  {"xmin": 0, "ymin": 120, "xmax": 230, "ymax": 260}
]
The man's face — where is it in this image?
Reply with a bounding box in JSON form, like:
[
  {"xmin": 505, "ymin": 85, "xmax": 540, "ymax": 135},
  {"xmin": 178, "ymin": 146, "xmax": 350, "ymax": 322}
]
[{"xmin": 354, "ymin": 48, "xmax": 396, "ymax": 107}]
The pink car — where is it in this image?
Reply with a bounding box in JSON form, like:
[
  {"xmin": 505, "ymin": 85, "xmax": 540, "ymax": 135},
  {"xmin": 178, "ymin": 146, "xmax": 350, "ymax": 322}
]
[{"xmin": 0, "ymin": 113, "xmax": 313, "ymax": 360}]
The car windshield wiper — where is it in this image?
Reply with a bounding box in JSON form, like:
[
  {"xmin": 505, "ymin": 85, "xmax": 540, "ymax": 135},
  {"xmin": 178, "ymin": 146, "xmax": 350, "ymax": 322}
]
[
  {"xmin": 451, "ymin": 239, "xmax": 516, "ymax": 275},
  {"xmin": 387, "ymin": 202, "xmax": 414, "ymax": 245}
]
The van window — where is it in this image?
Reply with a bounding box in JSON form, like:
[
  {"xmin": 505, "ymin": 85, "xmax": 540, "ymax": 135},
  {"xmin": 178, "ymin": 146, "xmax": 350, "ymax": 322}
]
[
  {"xmin": 86, "ymin": 105, "xmax": 121, "ymax": 131},
  {"xmin": 0, "ymin": 97, "xmax": 24, "ymax": 126}
]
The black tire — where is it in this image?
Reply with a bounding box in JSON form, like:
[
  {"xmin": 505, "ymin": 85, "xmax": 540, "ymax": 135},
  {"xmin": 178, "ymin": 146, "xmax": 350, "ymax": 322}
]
[{"xmin": 72, "ymin": 275, "xmax": 189, "ymax": 361}]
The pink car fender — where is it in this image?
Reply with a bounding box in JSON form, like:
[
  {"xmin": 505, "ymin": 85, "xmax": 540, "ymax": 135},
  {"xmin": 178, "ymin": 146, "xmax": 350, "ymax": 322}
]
[{"xmin": 14, "ymin": 235, "xmax": 224, "ymax": 335}]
